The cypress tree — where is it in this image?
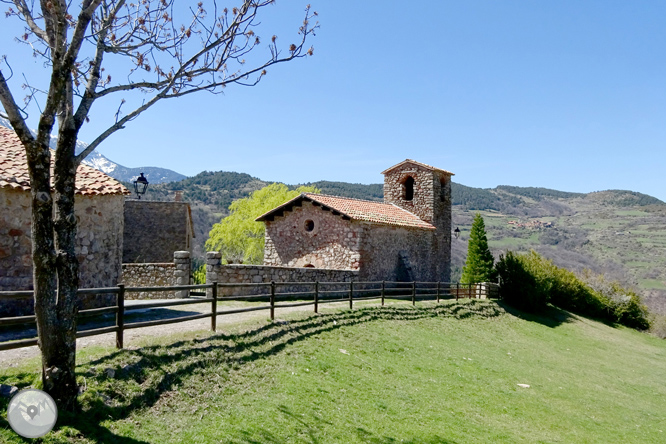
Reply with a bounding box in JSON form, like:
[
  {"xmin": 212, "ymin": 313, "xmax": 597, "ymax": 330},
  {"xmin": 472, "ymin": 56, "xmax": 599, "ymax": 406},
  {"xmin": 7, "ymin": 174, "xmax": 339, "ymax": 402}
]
[{"xmin": 461, "ymin": 213, "xmax": 495, "ymax": 284}]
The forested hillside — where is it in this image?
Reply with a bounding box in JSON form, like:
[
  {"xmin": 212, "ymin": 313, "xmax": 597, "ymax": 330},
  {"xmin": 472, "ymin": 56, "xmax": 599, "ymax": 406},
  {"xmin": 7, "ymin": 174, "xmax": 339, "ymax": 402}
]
[{"xmin": 136, "ymin": 170, "xmax": 666, "ymax": 314}]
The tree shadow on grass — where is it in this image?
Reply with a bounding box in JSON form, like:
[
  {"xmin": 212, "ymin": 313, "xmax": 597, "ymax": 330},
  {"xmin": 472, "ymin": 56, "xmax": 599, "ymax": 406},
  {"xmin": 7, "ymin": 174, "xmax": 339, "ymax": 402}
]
[
  {"xmin": 1, "ymin": 300, "xmax": 501, "ymax": 443},
  {"xmin": 496, "ymin": 301, "xmax": 575, "ymax": 328}
]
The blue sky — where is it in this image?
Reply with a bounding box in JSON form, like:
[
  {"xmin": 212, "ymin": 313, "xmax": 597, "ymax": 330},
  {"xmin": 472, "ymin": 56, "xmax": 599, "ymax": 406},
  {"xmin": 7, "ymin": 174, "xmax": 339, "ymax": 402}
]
[{"xmin": 3, "ymin": 1, "xmax": 666, "ymax": 200}]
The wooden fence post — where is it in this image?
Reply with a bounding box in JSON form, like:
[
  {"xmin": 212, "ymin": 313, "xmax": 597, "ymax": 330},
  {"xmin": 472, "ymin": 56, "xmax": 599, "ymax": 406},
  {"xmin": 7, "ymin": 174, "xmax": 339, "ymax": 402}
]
[
  {"xmin": 116, "ymin": 284, "xmax": 125, "ymax": 349},
  {"xmin": 381, "ymin": 281, "xmax": 385, "ymax": 306},
  {"xmin": 456, "ymin": 283, "xmax": 459, "ymax": 301},
  {"xmin": 314, "ymin": 281, "xmax": 319, "ymax": 314},
  {"xmin": 349, "ymin": 281, "xmax": 354, "ymax": 309},
  {"xmin": 412, "ymin": 281, "xmax": 416, "ymax": 306},
  {"xmin": 211, "ymin": 282, "xmax": 218, "ymax": 332},
  {"xmin": 270, "ymin": 281, "xmax": 275, "ymax": 320},
  {"xmin": 437, "ymin": 282, "xmax": 440, "ymax": 303}
]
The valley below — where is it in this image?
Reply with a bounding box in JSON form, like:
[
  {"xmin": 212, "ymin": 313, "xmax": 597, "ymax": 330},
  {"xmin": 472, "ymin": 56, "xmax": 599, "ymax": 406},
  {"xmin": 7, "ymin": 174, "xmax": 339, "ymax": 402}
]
[{"xmin": 138, "ymin": 171, "xmax": 666, "ymax": 315}]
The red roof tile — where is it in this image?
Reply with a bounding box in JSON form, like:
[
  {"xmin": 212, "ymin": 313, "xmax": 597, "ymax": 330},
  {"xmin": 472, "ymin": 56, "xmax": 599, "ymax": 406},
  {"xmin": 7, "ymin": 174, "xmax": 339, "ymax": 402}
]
[
  {"xmin": 256, "ymin": 193, "xmax": 436, "ymax": 230},
  {"xmin": 381, "ymin": 159, "xmax": 454, "ymax": 176},
  {"xmin": 0, "ymin": 126, "xmax": 128, "ymax": 196}
]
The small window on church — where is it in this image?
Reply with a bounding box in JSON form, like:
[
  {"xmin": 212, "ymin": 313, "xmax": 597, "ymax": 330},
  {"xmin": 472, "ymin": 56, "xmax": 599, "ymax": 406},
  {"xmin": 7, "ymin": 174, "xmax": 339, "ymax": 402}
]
[
  {"xmin": 404, "ymin": 176, "xmax": 414, "ymax": 201},
  {"xmin": 304, "ymin": 219, "xmax": 315, "ymax": 232}
]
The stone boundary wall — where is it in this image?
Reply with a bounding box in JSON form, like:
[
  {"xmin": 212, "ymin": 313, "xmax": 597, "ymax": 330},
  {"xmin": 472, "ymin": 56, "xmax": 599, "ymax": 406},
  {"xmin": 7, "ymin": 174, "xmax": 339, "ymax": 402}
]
[
  {"xmin": 206, "ymin": 252, "xmax": 359, "ymax": 297},
  {"xmin": 121, "ymin": 251, "xmax": 191, "ymax": 299}
]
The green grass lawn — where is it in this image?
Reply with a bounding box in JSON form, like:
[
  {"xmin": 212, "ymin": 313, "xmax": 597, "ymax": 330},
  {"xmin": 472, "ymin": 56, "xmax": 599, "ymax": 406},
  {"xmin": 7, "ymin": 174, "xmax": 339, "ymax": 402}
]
[
  {"xmin": 615, "ymin": 210, "xmax": 650, "ymax": 217},
  {"xmin": 1, "ymin": 300, "xmax": 665, "ymax": 443},
  {"xmin": 639, "ymin": 279, "xmax": 666, "ymax": 290}
]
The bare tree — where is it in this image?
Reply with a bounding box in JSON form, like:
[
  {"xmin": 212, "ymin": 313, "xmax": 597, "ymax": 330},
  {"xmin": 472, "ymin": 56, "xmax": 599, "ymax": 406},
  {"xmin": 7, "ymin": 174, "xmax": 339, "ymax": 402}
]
[{"xmin": 0, "ymin": 0, "xmax": 317, "ymax": 410}]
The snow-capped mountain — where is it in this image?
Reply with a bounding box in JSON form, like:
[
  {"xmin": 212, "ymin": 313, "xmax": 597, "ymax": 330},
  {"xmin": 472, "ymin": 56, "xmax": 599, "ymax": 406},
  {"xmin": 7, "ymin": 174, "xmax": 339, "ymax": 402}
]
[
  {"xmin": 81, "ymin": 151, "xmax": 117, "ymax": 175},
  {"xmin": 0, "ymin": 117, "xmax": 185, "ymax": 184}
]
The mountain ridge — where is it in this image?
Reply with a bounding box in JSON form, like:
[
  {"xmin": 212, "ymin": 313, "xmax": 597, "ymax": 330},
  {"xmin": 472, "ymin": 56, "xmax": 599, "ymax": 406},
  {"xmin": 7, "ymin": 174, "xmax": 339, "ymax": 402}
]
[
  {"xmin": 2, "ymin": 119, "xmax": 664, "ymax": 313},
  {"xmin": 0, "ymin": 117, "xmax": 185, "ymax": 184},
  {"xmin": 141, "ymin": 169, "xmax": 666, "ymax": 315}
]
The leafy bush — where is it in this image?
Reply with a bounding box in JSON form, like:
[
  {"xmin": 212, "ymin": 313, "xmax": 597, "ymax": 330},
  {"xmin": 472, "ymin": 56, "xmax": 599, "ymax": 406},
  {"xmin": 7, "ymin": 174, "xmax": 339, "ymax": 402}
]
[
  {"xmin": 192, "ymin": 263, "xmax": 206, "ymax": 285},
  {"xmin": 523, "ymin": 253, "xmax": 607, "ymax": 319},
  {"xmin": 580, "ymin": 271, "xmax": 651, "ymax": 330},
  {"xmin": 495, "ymin": 252, "xmax": 547, "ymax": 312},
  {"xmin": 495, "ymin": 250, "xmax": 651, "ymax": 330},
  {"xmin": 650, "ymin": 315, "xmax": 666, "ymax": 339}
]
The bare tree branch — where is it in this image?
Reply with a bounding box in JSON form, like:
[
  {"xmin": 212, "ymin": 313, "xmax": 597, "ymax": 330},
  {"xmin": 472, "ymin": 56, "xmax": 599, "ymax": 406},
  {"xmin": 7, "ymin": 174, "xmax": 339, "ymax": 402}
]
[
  {"xmin": 1, "ymin": 0, "xmax": 318, "ymax": 410},
  {"xmin": 10, "ymin": 0, "xmax": 49, "ymax": 42},
  {"xmin": 0, "ymin": 70, "xmax": 34, "ymax": 144}
]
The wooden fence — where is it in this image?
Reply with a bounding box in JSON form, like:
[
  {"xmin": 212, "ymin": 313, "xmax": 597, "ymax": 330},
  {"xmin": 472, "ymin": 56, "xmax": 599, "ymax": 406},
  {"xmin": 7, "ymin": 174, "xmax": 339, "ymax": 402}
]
[{"xmin": 0, "ymin": 281, "xmax": 499, "ymax": 352}]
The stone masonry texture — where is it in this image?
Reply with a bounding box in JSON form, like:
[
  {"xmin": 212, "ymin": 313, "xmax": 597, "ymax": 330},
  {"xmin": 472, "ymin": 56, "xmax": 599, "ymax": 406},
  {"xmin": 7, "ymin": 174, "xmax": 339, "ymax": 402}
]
[
  {"xmin": 263, "ymin": 201, "xmax": 362, "ymax": 270},
  {"xmin": 121, "ymin": 251, "xmax": 192, "ymax": 299},
  {"xmin": 121, "ymin": 263, "xmax": 176, "ymax": 299},
  {"xmin": 260, "ymin": 160, "xmax": 452, "ymax": 282},
  {"xmin": 382, "ymin": 161, "xmax": 452, "ymax": 281},
  {"xmin": 0, "ymin": 190, "xmax": 124, "ymax": 316},
  {"xmin": 123, "ymin": 200, "xmax": 193, "ymax": 263},
  {"xmin": 206, "ymin": 252, "xmax": 358, "ymax": 297}
]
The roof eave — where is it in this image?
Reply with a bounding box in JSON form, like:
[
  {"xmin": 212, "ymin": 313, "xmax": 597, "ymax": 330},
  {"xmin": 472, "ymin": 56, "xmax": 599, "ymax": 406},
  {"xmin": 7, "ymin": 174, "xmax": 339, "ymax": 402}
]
[
  {"xmin": 256, "ymin": 193, "xmax": 355, "ymax": 222},
  {"xmin": 255, "ymin": 193, "xmax": 308, "ymax": 222},
  {"xmin": 381, "ymin": 159, "xmax": 455, "ymax": 176}
]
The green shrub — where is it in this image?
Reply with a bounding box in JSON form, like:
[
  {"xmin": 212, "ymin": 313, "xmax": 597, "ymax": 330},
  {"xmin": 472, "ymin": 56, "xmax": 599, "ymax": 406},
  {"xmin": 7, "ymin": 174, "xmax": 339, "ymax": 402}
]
[
  {"xmin": 650, "ymin": 314, "xmax": 666, "ymax": 339},
  {"xmin": 192, "ymin": 263, "xmax": 206, "ymax": 285},
  {"xmin": 580, "ymin": 271, "xmax": 651, "ymax": 330},
  {"xmin": 495, "ymin": 251, "xmax": 548, "ymax": 312},
  {"xmin": 612, "ymin": 292, "xmax": 650, "ymax": 330},
  {"xmin": 494, "ymin": 250, "xmax": 651, "ymax": 330}
]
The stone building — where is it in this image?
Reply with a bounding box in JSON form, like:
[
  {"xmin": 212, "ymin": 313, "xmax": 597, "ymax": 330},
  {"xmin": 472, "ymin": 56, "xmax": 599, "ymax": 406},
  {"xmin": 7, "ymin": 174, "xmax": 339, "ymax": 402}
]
[
  {"xmin": 256, "ymin": 159, "xmax": 453, "ymax": 282},
  {"xmin": 0, "ymin": 126, "xmax": 128, "ymax": 314},
  {"xmin": 123, "ymin": 200, "xmax": 195, "ymax": 263}
]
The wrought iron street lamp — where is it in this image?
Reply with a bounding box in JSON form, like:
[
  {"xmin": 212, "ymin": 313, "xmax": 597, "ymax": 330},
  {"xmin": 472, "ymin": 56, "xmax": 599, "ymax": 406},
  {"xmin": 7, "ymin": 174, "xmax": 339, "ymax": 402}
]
[
  {"xmin": 454, "ymin": 227, "xmax": 461, "ymax": 239},
  {"xmin": 133, "ymin": 173, "xmax": 149, "ymax": 199}
]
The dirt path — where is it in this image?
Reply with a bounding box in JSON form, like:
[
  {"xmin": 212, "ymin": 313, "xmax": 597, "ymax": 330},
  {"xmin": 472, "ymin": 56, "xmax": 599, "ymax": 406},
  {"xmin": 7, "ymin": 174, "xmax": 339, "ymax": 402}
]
[{"xmin": 0, "ymin": 299, "xmax": 362, "ymax": 368}]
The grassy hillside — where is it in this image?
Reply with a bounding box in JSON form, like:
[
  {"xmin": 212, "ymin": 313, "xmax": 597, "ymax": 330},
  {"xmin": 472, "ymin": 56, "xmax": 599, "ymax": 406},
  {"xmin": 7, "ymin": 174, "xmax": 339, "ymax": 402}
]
[
  {"xmin": 139, "ymin": 171, "xmax": 666, "ymax": 313},
  {"xmin": 1, "ymin": 300, "xmax": 664, "ymax": 443},
  {"xmin": 452, "ymin": 196, "xmax": 666, "ymax": 314}
]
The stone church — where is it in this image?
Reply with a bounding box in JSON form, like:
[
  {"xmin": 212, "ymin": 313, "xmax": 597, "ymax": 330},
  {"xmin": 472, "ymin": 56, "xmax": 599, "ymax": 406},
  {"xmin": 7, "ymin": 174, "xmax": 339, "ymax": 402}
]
[{"xmin": 256, "ymin": 159, "xmax": 453, "ymax": 282}]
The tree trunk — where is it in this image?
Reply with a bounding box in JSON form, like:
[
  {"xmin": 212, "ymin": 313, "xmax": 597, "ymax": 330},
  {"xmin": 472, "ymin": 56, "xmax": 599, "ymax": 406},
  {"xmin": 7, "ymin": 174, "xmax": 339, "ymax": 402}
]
[{"xmin": 30, "ymin": 130, "xmax": 81, "ymax": 411}]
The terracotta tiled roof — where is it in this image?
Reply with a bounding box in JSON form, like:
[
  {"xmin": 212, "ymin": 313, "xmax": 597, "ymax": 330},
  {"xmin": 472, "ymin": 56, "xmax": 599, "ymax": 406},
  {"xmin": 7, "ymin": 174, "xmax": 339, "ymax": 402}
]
[
  {"xmin": 381, "ymin": 159, "xmax": 454, "ymax": 176},
  {"xmin": 256, "ymin": 193, "xmax": 436, "ymax": 230},
  {"xmin": 0, "ymin": 126, "xmax": 128, "ymax": 195}
]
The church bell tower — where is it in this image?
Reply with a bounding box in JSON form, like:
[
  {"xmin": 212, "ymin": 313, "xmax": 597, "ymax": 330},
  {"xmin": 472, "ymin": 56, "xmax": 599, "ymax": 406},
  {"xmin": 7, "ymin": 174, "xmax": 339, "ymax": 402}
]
[{"xmin": 381, "ymin": 159, "xmax": 453, "ymax": 281}]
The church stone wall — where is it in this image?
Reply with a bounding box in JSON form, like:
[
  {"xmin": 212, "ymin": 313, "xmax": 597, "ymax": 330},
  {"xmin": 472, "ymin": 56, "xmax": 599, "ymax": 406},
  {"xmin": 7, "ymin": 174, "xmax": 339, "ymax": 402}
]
[
  {"xmin": 383, "ymin": 163, "xmax": 438, "ymax": 223},
  {"xmin": 357, "ymin": 223, "xmax": 436, "ymax": 282},
  {"xmin": 263, "ymin": 201, "xmax": 362, "ymax": 270},
  {"xmin": 259, "ymin": 160, "xmax": 453, "ymax": 284},
  {"xmin": 383, "ymin": 162, "xmax": 452, "ymax": 281}
]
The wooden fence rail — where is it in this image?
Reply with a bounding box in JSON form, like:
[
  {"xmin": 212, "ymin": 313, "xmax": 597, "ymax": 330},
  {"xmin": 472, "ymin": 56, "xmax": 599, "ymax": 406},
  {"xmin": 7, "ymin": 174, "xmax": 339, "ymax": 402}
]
[{"xmin": 0, "ymin": 281, "xmax": 500, "ymax": 352}]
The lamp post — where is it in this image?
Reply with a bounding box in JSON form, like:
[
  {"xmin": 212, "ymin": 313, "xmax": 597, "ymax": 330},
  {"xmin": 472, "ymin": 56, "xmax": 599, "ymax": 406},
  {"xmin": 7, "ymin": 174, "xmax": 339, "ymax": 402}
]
[
  {"xmin": 133, "ymin": 173, "xmax": 149, "ymax": 199},
  {"xmin": 453, "ymin": 227, "xmax": 461, "ymax": 239}
]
